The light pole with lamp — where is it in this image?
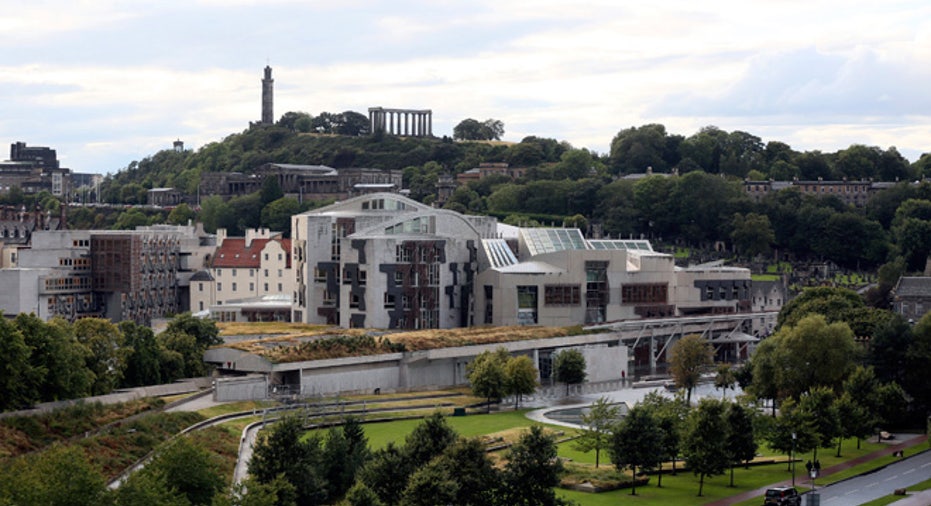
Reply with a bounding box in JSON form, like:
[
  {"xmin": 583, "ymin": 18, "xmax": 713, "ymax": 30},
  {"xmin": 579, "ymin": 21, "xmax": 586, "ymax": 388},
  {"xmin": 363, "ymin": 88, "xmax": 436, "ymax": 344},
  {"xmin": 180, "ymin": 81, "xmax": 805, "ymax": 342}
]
[{"xmin": 791, "ymin": 432, "xmax": 797, "ymax": 486}]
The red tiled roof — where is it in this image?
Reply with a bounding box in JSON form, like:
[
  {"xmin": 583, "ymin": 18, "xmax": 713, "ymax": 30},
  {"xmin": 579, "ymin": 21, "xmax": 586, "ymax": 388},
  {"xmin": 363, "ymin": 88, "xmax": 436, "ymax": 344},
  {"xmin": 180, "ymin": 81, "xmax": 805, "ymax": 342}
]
[{"xmin": 212, "ymin": 238, "xmax": 292, "ymax": 269}]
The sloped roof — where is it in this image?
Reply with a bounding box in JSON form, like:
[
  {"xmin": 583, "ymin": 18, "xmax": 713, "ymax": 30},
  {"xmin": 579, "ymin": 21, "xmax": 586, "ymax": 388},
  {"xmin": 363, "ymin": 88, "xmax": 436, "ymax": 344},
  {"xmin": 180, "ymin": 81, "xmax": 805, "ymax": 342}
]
[
  {"xmin": 893, "ymin": 276, "xmax": 931, "ymax": 298},
  {"xmin": 212, "ymin": 238, "xmax": 292, "ymax": 269}
]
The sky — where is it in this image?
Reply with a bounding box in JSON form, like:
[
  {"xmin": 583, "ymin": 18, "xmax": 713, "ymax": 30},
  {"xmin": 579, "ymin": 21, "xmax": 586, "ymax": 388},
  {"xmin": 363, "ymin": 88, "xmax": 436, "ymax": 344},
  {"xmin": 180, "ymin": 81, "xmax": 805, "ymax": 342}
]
[{"xmin": 3, "ymin": 0, "xmax": 931, "ymax": 175}]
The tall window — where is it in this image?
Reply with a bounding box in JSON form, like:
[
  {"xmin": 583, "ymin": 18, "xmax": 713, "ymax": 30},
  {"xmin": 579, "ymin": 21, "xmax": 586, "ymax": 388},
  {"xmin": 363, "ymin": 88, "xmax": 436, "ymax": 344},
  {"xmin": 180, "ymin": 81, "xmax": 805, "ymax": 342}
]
[{"xmin": 517, "ymin": 286, "xmax": 538, "ymax": 325}]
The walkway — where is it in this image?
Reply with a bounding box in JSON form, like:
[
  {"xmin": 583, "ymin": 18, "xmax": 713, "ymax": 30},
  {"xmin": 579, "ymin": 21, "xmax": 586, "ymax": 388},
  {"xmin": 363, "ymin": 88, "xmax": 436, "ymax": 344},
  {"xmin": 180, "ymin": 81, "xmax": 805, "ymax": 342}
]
[{"xmin": 704, "ymin": 434, "xmax": 929, "ymax": 506}]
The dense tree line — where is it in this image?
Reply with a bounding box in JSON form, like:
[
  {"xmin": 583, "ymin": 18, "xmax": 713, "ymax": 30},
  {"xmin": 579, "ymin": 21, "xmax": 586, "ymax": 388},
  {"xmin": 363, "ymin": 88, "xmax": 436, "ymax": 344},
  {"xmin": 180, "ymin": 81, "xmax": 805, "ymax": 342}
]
[
  {"xmin": 244, "ymin": 412, "xmax": 571, "ymax": 506},
  {"xmin": 0, "ymin": 312, "xmax": 220, "ymax": 411},
  {"xmin": 9, "ymin": 117, "xmax": 920, "ymax": 271}
]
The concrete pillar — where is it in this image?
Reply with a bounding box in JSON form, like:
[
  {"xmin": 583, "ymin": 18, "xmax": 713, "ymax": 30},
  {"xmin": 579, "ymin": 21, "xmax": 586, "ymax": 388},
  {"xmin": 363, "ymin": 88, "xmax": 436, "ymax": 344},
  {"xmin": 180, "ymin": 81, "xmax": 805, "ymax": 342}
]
[
  {"xmin": 427, "ymin": 112, "xmax": 432, "ymax": 136},
  {"xmin": 404, "ymin": 112, "xmax": 409, "ymax": 136}
]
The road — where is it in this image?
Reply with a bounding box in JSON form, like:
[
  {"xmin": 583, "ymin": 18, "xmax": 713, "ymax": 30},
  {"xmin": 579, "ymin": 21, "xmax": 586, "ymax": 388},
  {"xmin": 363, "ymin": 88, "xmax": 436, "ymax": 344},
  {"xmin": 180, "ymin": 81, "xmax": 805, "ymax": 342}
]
[{"xmin": 815, "ymin": 449, "xmax": 931, "ymax": 505}]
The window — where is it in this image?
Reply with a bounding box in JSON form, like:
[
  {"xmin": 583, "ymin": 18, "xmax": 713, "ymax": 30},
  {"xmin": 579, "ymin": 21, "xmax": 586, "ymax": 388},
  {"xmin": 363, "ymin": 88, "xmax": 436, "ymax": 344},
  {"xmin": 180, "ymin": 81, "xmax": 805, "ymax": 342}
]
[
  {"xmin": 217, "ymin": 282, "xmax": 222, "ymax": 292},
  {"xmin": 394, "ymin": 271, "xmax": 404, "ymax": 284},
  {"xmin": 517, "ymin": 286, "xmax": 538, "ymax": 325},
  {"xmin": 350, "ymin": 293, "xmax": 360, "ymax": 308},
  {"xmin": 359, "ymin": 270, "xmax": 367, "ymax": 285},
  {"xmin": 278, "ymin": 253, "xmax": 283, "ymax": 261},
  {"xmin": 232, "ymin": 269, "xmax": 237, "ymax": 276},
  {"xmin": 264, "ymin": 269, "xmax": 269, "ymax": 277},
  {"xmin": 384, "ymin": 293, "xmax": 396, "ymax": 308},
  {"xmin": 249, "ymin": 269, "xmax": 254, "ymax": 277},
  {"xmin": 264, "ymin": 253, "xmax": 269, "ymax": 261},
  {"xmin": 314, "ymin": 267, "xmax": 326, "ymax": 282},
  {"xmin": 232, "ymin": 282, "xmax": 237, "ymax": 291},
  {"xmin": 395, "ymin": 245, "xmax": 412, "ymax": 262},
  {"xmin": 198, "ymin": 282, "xmax": 203, "ymax": 292},
  {"xmin": 198, "ymin": 301, "xmax": 204, "ymax": 311},
  {"xmin": 621, "ymin": 284, "xmax": 668, "ymax": 304},
  {"xmin": 323, "ymin": 290, "xmax": 336, "ymax": 305},
  {"xmin": 249, "ymin": 282, "xmax": 255, "ymax": 291},
  {"xmin": 278, "ymin": 269, "xmax": 283, "ymax": 277},
  {"xmin": 277, "ymin": 283, "xmax": 282, "ymax": 292},
  {"xmin": 545, "ymin": 285, "xmax": 581, "ymax": 306}
]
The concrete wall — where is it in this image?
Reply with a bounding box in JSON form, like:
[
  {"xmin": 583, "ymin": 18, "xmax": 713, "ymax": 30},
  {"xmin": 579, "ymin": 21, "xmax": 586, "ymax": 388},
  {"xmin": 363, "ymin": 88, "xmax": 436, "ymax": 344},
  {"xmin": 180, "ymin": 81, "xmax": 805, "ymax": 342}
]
[
  {"xmin": 209, "ymin": 331, "xmax": 629, "ymax": 400},
  {"xmin": 215, "ymin": 375, "xmax": 268, "ymax": 402}
]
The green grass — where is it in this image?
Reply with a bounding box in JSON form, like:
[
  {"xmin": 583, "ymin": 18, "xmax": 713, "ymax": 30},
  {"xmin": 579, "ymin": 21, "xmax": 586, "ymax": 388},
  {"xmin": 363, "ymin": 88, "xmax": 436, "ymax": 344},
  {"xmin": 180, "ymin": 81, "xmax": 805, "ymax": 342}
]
[
  {"xmin": 357, "ymin": 409, "xmax": 547, "ymax": 450},
  {"xmin": 752, "ymin": 274, "xmax": 780, "ymax": 282}
]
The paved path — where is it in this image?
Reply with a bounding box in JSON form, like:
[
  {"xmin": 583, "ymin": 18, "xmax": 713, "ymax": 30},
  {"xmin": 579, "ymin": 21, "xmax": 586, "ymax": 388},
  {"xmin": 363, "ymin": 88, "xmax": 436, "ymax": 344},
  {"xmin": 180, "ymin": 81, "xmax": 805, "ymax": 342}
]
[
  {"xmin": 817, "ymin": 448, "xmax": 931, "ymax": 505},
  {"xmin": 704, "ymin": 434, "xmax": 929, "ymax": 506}
]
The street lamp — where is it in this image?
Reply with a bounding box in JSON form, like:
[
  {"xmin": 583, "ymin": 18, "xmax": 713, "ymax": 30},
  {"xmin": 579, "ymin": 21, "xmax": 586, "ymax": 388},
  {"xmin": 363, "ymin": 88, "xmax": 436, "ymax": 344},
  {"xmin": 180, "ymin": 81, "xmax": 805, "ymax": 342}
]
[{"xmin": 791, "ymin": 432, "xmax": 797, "ymax": 486}]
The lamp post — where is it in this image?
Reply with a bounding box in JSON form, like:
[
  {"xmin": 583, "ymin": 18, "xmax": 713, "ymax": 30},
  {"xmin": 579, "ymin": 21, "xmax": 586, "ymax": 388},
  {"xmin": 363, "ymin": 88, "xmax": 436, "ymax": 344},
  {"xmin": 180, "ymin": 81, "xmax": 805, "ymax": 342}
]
[{"xmin": 791, "ymin": 432, "xmax": 797, "ymax": 486}]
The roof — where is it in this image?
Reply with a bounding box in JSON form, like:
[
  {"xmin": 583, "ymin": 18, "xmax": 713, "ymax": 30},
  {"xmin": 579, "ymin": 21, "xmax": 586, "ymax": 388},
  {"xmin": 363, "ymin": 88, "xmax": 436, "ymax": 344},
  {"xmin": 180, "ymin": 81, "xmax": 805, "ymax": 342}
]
[
  {"xmin": 483, "ymin": 238, "xmax": 518, "ymax": 268},
  {"xmin": 588, "ymin": 239, "xmax": 653, "ymax": 251},
  {"xmin": 190, "ymin": 270, "xmax": 214, "ymax": 281},
  {"xmin": 212, "ymin": 238, "xmax": 292, "ymax": 269},
  {"xmin": 495, "ymin": 260, "xmax": 566, "ymax": 274},
  {"xmin": 893, "ymin": 276, "xmax": 931, "ymax": 298},
  {"xmin": 521, "ymin": 228, "xmax": 587, "ymax": 256}
]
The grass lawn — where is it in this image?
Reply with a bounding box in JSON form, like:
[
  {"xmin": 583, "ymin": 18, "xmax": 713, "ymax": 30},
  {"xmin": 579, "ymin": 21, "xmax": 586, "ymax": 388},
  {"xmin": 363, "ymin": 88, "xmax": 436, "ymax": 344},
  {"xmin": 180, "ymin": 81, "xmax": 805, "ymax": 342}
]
[
  {"xmin": 751, "ymin": 274, "xmax": 780, "ymax": 282},
  {"xmin": 357, "ymin": 409, "xmax": 550, "ymax": 450}
]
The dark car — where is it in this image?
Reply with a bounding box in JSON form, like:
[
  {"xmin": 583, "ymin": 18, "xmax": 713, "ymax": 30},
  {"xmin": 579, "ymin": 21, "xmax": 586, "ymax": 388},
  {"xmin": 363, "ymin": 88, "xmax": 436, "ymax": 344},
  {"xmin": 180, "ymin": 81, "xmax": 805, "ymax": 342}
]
[{"xmin": 764, "ymin": 486, "xmax": 801, "ymax": 506}]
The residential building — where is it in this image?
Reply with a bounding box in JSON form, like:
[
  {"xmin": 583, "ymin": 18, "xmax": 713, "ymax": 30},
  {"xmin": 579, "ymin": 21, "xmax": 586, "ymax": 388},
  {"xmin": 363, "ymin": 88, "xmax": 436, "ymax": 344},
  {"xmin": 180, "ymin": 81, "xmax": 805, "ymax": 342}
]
[
  {"xmin": 891, "ymin": 276, "xmax": 931, "ymax": 322},
  {"xmin": 189, "ymin": 228, "xmax": 293, "ymax": 317}
]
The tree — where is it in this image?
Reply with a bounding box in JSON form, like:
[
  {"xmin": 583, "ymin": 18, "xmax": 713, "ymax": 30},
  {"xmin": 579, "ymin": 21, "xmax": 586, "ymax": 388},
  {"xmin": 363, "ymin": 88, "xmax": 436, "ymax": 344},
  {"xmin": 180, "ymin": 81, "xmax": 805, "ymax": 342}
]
[
  {"xmin": 725, "ymin": 403, "xmax": 758, "ymax": 486},
  {"xmin": 165, "ymin": 312, "xmax": 221, "ymax": 348},
  {"xmin": 73, "ymin": 317, "xmax": 128, "ymax": 395},
  {"xmin": 260, "ymin": 197, "xmax": 302, "ymax": 236},
  {"xmin": 772, "ymin": 314, "xmax": 859, "ymax": 400},
  {"xmin": 260, "ymin": 176, "xmax": 284, "ymax": 205},
  {"xmin": 553, "ymin": 348, "xmax": 586, "ymax": 395},
  {"xmin": 834, "ymin": 392, "xmax": 871, "ymax": 455},
  {"xmin": 345, "ymin": 481, "xmax": 383, "ymax": 506},
  {"xmin": 399, "ymin": 464, "xmax": 458, "ymax": 506},
  {"xmin": 573, "ymin": 397, "xmax": 621, "ymax": 468},
  {"xmin": 730, "ymin": 212, "xmax": 775, "ymax": 259},
  {"xmin": 249, "ymin": 415, "xmax": 327, "ymax": 505},
  {"xmin": 505, "ymin": 354, "xmax": 538, "ymax": 408},
  {"xmin": 904, "ymin": 312, "xmax": 931, "ymax": 415},
  {"xmin": 166, "ymin": 203, "xmax": 196, "ymax": 225},
  {"xmin": 0, "ymin": 445, "xmax": 108, "ymax": 506},
  {"xmin": 452, "ymin": 118, "xmax": 504, "ymax": 141},
  {"xmin": 500, "ymin": 425, "xmax": 565, "ymax": 506},
  {"xmin": 16, "ymin": 314, "xmax": 92, "ymax": 403},
  {"xmin": 798, "ymin": 386, "xmax": 839, "ymax": 463},
  {"xmin": 120, "ymin": 321, "xmax": 163, "ymax": 388},
  {"xmin": 714, "ymin": 364, "xmax": 737, "ymax": 399},
  {"xmin": 682, "ymin": 399, "xmax": 730, "ymax": 496},
  {"xmin": 141, "ymin": 437, "xmax": 225, "ymax": 506},
  {"xmin": 403, "ymin": 411, "xmax": 457, "ymax": 467},
  {"xmin": 610, "ymin": 405, "xmax": 663, "ymax": 495},
  {"xmin": 776, "ymin": 286, "xmax": 864, "ymax": 329},
  {"xmin": 467, "ymin": 348, "xmax": 509, "ymax": 412},
  {"xmin": 669, "ymin": 334, "xmax": 713, "ymax": 405},
  {"xmin": 639, "ymin": 391, "xmax": 688, "ymax": 485},
  {"xmin": 764, "ymin": 398, "xmax": 818, "ymax": 473},
  {"xmin": 358, "ymin": 443, "xmax": 408, "ymax": 506}
]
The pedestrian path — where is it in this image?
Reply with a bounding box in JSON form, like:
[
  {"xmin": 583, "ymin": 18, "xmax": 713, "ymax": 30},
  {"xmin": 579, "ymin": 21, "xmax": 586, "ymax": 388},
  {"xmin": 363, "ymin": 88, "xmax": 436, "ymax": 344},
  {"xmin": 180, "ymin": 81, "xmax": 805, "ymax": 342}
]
[{"xmin": 704, "ymin": 434, "xmax": 929, "ymax": 506}]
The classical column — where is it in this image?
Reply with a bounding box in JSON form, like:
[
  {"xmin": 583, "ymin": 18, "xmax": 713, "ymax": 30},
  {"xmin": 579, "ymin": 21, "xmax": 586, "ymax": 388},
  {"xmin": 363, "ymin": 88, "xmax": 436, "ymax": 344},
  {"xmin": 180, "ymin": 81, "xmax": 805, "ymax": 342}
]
[{"xmin": 404, "ymin": 112, "xmax": 409, "ymax": 136}]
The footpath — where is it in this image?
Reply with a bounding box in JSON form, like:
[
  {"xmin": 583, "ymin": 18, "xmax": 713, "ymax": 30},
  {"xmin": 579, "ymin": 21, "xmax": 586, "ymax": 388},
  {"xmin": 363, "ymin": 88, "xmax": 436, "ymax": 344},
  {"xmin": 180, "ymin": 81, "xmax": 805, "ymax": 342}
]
[{"xmin": 705, "ymin": 434, "xmax": 929, "ymax": 506}]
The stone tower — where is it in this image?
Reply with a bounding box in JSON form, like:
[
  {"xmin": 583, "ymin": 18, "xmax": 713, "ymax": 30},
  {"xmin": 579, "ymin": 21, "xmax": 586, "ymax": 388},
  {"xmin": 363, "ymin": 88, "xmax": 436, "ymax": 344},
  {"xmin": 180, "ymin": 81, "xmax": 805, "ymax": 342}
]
[{"xmin": 261, "ymin": 66, "xmax": 274, "ymax": 125}]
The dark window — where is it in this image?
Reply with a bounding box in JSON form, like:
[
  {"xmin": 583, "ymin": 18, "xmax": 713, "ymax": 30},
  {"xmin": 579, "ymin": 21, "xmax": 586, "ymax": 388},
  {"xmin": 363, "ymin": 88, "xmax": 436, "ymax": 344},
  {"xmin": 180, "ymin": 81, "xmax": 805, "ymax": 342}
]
[{"xmin": 545, "ymin": 284, "xmax": 581, "ymax": 306}]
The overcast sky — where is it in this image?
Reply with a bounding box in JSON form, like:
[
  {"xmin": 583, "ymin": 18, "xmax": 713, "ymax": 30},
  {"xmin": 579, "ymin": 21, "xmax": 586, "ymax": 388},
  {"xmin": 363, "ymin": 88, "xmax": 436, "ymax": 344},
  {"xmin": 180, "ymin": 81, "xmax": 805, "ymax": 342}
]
[{"xmin": 3, "ymin": 0, "xmax": 930, "ymax": 175}]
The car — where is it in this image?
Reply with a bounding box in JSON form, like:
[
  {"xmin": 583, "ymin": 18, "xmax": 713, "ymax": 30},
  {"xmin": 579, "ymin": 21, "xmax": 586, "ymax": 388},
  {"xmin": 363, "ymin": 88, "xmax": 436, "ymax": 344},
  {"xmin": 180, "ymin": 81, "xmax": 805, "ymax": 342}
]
[{"xmin": 764, "ymin": 486, "xmax": 801, "ymax": 506}]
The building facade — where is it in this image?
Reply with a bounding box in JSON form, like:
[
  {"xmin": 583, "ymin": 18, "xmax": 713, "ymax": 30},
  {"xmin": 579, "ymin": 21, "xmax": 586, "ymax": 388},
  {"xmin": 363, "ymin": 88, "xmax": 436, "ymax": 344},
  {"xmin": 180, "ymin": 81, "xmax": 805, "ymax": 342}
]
[
  {"xmin": 189, "ymin": 228, "xmax": 294, "ymax": 317},
  {"xmin": 291, "ymin": 194, "xmax": 497, "ymax": 328}
]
